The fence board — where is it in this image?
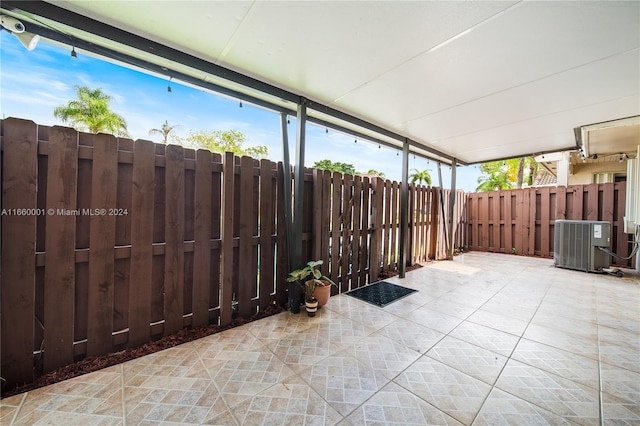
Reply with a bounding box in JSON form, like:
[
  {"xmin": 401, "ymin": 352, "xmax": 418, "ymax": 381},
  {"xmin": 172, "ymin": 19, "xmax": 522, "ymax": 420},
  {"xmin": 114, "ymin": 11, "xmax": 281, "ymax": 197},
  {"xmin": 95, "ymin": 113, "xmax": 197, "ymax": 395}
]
[
  {"xmin": 193, "ymin": 149, "xmax": 212, "ymax": 327},
  {"xmin": 491, "ymin": 192, "xmax": 500, "ymax": 252},
  {"xmin": 369, "ymin": 178, "xmax": 383, "ymax": 281},
  {"xmin": 210, "ymin": 153, "xmax": 222, "ymax": 320},
  {"xmin": 341, "ymin": 174, "xmax": 353, "ymax": 292},
  {"xmin": 275, "ymin": 162, "xmax": 288, "ymax": 307},
  {"xmin": 572, "ymin": 185, "xmax": 584, "ymax": 220},
  {"xmin": 586, "ymin": 183, "xmax": 599, "ymax": 221},
  {"xmin": 259, "ymin": 160, "xmax": 275, "ymax": 310},
  {"xmin": 320, "ymin": 170, "xmax": 331, "ymax": 278},
  {"xmin": 163, "ymin": 145, "xmax": 185, "ymax": 335},
  {"xmin": 539, "ymin": 187, "xmax": 551, "ymax": 256},
  {"xmin": 330, "ymin": 172, "xmax": 341, "ymax": 289},
  {"xmin": 87, "ymin": 134, "xmax": 118, "ymax": 356},
  {"xmin": 504, "ymin": 191, "xmax": 513, "ymax": 253},
  {"xmin": 1, "ymin": 119, "xmax": 38, "ymax": 388},
  {"xmin": 352, "ymin": 176, "xmax": 363, "ymax": 288},
  {"xmin": 382, "ymin": 180, "xmax": 392, "ymax": 270},
  {"xmin": 238, "ymin": 156, "xmax": 255, "ymax": 319},
  {"xmin": 128, "ymin": 140, "xmax": 155, "ymax": 346},
  {"xmin": 359, "ymin": 177, "xmax": 370, "ymax": 287},
  {"xmin": 220, "ymin": 153, "xmax": 235, "ymax": 326},
  {"xmin": 390, "ymin": 182, "xmax": 399, "ymax": 269},
  {"xmin": 43, "ymin": 126, "xmax": 78, "ymax": 372},
  {"xmin": 312, "ymin": 169, "xmax": 323, "ymax": 261}
]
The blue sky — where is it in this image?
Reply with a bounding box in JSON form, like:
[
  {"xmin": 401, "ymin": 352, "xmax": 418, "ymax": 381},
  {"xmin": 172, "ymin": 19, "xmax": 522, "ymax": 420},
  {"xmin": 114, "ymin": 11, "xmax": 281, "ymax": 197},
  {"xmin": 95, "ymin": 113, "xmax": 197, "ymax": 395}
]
[{"xmin": 0, "ymin": 31, "xmax": 482, "ymax": 190}]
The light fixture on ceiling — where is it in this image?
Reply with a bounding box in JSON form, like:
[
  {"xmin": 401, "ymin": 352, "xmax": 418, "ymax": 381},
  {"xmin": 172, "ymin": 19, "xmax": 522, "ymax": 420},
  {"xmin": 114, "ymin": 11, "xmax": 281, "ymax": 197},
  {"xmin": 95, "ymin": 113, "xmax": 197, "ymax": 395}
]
[
  {"xmin": 1, "ymin": 15, "xmax": 39, "ymax": 51},
  {"xmin": 354, "ymin": 139, "xmax": 357, "ymax": 143},
  {"xmin": 71, "ymin": 46, "xmax": 77, "ymax": 58},
  {"xmin": 619, "ymin": 153, "xmax": 629, "ymax": 163},
  {"xmin": 239, "ymin": 101, "xmax": 243, "ymax": 108},
  {"xmin": 15, "ymin": 31, "xmax": 40, "ymax": 51},
  {"xmin": 167, "ymin": 77, "xmax": 172, "ymax": 93}
]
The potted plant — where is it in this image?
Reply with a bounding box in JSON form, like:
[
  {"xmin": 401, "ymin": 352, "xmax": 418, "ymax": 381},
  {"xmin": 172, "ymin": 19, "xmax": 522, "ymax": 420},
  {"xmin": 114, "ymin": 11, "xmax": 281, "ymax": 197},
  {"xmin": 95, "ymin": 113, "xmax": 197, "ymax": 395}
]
[{"xmin": 287, "ymin": 260, "xmax": 337, "ymax": 316}]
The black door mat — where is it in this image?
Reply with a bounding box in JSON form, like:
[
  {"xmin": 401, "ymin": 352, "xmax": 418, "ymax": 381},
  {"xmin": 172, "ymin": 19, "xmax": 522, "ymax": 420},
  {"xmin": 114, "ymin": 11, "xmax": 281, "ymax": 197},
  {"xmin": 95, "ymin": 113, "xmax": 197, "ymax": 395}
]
[{"xmin": 345, "ymin": 281, "xmax": 417, "ymax": 307}]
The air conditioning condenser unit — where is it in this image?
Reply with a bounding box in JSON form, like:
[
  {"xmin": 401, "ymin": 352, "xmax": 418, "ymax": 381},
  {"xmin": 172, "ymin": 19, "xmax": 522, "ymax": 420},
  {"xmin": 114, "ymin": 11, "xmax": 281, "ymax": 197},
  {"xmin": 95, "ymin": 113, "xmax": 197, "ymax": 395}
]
[{"xmin": 554, "ymin": 220, "xmax": 610, "ymax": 272}]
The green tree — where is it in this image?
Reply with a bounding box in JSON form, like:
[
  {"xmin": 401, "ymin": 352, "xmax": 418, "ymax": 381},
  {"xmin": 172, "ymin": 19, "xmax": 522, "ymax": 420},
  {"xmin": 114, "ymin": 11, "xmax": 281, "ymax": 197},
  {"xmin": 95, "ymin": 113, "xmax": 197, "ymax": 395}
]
[
  {"xmin": 476, "ymin": 161, "xmax": 514, "ymax": 191},
  {"xmin": 314, "ymin": 159, "xmax": 356, "ymax": 175},
  {"xmin": 363, "ymin": 169, "xmax": 386, "ymax": 179},
  {"xmin": 53, "ymin": 85, "xmax": 129, "ymax": 137},
  {"xmin": 409, "ymin": 168, "xmax": 432, "ymax": 186},
  {"xmin": 175, "ymin": 129, "xmax": 268, "ymax": 159},
  {"xmin": 149, "ymin": 120, "xmax": 180, "ymax": 144}
]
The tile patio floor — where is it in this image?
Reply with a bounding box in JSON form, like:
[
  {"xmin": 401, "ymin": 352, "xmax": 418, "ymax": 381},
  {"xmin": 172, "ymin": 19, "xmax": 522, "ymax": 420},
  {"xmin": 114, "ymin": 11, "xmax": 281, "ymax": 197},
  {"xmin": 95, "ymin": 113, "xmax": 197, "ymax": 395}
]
[{"xmin": 1, "ymin": 253, "xmax": 639, "ymax": 425}]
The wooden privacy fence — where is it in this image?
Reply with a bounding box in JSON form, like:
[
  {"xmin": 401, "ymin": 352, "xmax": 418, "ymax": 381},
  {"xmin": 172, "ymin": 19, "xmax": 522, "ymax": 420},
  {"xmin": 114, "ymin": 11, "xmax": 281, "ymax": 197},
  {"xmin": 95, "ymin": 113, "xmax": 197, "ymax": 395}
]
[
  {"xmin": 465, "ymin": 184, "xmax": 635, "ymax": 267},
  {"xmin": 0, "ymin": 119, "xmax": 445, "ymax": 390}
]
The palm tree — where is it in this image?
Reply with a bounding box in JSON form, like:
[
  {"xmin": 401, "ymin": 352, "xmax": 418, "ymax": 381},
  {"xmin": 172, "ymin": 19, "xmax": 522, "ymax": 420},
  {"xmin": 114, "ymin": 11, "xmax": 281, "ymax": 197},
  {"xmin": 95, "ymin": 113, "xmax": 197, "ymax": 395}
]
[
  {"xmin": 409, "ymin": 168, "xmax": 432, "ymax": 186},
  {"xmin": 53, "ymin": 85, "xmax": 129, "ymax": 137},
  {"xmin": 149, "ymin": 120, "xmax": 181, "ymax": 145}
]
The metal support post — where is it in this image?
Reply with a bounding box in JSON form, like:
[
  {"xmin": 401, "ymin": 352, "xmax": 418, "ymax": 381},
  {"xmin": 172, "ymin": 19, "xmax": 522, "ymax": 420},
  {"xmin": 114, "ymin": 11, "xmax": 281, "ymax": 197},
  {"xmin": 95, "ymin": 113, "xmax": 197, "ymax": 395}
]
[
  {"xmin": 447, "ymin": 159, "xmax": 457, "ymax": 260},
  {"xmin": 399, "ymin": 139, "xmax": 409, "ymax": 278}
]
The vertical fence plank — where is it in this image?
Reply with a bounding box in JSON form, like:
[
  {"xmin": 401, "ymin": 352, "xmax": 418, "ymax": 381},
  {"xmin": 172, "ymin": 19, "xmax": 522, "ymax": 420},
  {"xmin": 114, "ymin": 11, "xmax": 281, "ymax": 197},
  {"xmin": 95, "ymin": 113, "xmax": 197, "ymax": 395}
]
[
  {"xmin": 1, "ymin": 119, "xmax": 37, "ymax": 388},
  {"xmin": 382, "ymin": 180, "xmax": 392, "ymax": 270},
  {"xmin": 163, "ymin": 145, "xmax": 185, "ymax": 335},
  {"xmin": 43, "ymin": 126, "xmax": 78, "ymax": 372},
  {"xmin": 320, "ymin": 170, "xmax": 331, "ymax": 278},
  {"xmin": 275, "ymin": 162, "xmax": 288, "ymax": 307},
  {"xmin": 586, "ymin": 183, "xmax": 599, "ymax": 221},
  {"xmin": 259, "ymin": 160, "xmax": 275, "ymax": 309},
  {"xmin": 614, "ymin": 182, "xmax": 630, "ymax": 266},
  {"xmin": 192, "ymin": 149, "xmax": 212, "ymax": 327},
  {"xmin": 359, "ymin": 177, "xmax": 370, "ymax": 287},
  {"xmin": 429, "ymin": 188, "xmax": 439, "ymax": 258},
  {"xmin": 238, "ymin": 156, "xmax": 255, "ymax": 319},
  {"xmin": 390, "ymin": 182, "xmax": 399, "ymax": 268},
  {"xmin": 539, "ymin": 187, "xmax": 551, "ymax": 257},
  {"xmin": 503, "ymin": 191, "xmax": 513, "ymax": 253},
  {"xmin": 572, "ymin": 185, "xmax": 584, "ymax": 220},
  {"xmin": 369, "ymin": 178, "xmax": 383, "ymax": 281},
  {"xmin": 128, "ymin": 139, "xmax": 155, "ymax": 347},
  {"xmin": 491, "ymin": 192, "xmax": 500, "ymax": 252},
  {"xmin": 340, "ymin": 174, "xmax": 353, "ymax": 292},
  {"xmin": 87, "ymin": 134, "xmax": 117, "ymax": 356},
  {"xmin": 556, "ymin": 186, "xmax": 567, "ymax": 219},
  {"xmin": 527, "ymin": 188, "xmax": 536, "ymax": 256},
  {"xmin": 330, "ymin": 172, "xmax": 342, "ymax": 290},
  {"xmin": 312, "ymin": 169, "xmax": 323, "ymax": 261},
  {"xmin": 352, "ymin": 176, "xmax": 363, "ymax": 289},
  {"xmin": 220, "ymin": 153, "xmax": 235, "ymax": 325}
]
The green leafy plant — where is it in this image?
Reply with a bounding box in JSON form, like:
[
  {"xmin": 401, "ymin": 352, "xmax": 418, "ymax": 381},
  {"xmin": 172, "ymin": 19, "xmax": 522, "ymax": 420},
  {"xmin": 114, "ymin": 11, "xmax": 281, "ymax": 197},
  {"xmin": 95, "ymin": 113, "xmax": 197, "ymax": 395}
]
[{"xmin": 287, "ymin": 260, "xmax": 337, "ymax": 301}]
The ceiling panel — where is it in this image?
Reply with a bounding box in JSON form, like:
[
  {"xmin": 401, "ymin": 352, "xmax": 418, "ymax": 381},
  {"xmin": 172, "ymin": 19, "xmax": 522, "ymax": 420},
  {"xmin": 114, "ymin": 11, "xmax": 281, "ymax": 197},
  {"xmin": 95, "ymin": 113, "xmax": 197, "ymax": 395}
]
[{"xmin": 7, "ymin": 0, "xmax": 640, "ymax": 164}]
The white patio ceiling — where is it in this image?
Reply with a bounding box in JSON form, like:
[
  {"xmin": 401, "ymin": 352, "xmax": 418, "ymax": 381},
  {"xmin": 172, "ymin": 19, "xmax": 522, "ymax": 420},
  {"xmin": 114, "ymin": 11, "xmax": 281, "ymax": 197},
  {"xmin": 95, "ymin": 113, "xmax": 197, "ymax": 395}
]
[{"xmin": 6, "ymin": 1, "xmax": 640, "ymax": 164}]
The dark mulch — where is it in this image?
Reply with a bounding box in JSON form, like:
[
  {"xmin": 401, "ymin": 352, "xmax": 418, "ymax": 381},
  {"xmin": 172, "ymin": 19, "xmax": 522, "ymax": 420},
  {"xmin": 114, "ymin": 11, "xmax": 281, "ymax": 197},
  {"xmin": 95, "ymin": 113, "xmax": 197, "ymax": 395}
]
[
  {"xmin": 376, "ymin": 262, "xmax": 423, "ymax": 280},
  {"xmin": 1, "ymin": 304, "xmax": 283, "ymax": 399}
]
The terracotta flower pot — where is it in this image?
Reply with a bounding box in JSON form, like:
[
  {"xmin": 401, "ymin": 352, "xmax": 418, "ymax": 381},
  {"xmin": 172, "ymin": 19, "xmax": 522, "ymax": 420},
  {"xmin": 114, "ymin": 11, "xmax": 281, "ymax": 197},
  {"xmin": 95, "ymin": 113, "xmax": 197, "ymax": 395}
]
[{"xmin": 313, "ymin": 282, "xmax": 332, "ymax": 307}]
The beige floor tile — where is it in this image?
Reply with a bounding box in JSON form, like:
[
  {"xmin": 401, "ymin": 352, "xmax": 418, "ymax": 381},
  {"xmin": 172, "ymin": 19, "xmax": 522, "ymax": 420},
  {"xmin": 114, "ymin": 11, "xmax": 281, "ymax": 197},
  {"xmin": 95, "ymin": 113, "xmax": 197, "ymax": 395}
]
[
  {"xmin": 466, "ymin": 309, "xmax": 529, "ymax": 336},
  {"xmin": 601, "ymin": 392, "xmax": 640, "ymax": 425},
  {"xmin": 376, "ymin": 318, "xmax": 445, "ymax": 354},
  {"xmin": 340, "ymin": 303, "xmax": 400, "ymax": 331},
  {"xmin": 343, "ymin": 382, "xmax": 462, "ymax": 425},
  {"xmin": 511, "ymin": 338, "xmax": 600, "ymax": 389},
  {"xmin": 523, "ymin": 323, "xmax": 599, "ymax": 360},
  {"xmin": 600, "ymin": 363, "xmax": 640, "ymax": 404},
  {"xmin": 495, "ymin": 359, "xmax": 599, "ymax": 426},
  {"xmin": 426, "ymin": 336, "xmax": 508, "ymax": 385},
  {"xmin": 341, "ymin": 334, "xmax": 422, "ymax": 381},
  {"xmin": 423, "ymin": 297, "xmax": 478, "ymax": 320},
  {"xmin": 450, "ymin": 321, "xmax": 519, "ymax": 357},
  {"xmin": 405, "ymin": 307, "xmax": 463, "ymax": 334},
  {"xmin": 298, "ymin": 351, "xmax": 390, "ymax": 417},
  {"xmin": 473, "ymin": 388, "xmax": 573, "ymax": 426},
  {"xmin": 394, "ymin": 356, "xmax": 491, "ymax": 425},
  {"xmin": 230, "ymin": 375, "xmax": 343, "ymax": 425}
]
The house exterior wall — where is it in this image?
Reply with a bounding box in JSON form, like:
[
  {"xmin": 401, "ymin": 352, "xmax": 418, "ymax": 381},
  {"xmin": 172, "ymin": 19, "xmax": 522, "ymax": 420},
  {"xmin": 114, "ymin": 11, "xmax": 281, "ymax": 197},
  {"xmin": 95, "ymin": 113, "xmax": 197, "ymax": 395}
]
[{"xmin": 569, "ymin": 161, "xmax": 627, "ymax": 185}]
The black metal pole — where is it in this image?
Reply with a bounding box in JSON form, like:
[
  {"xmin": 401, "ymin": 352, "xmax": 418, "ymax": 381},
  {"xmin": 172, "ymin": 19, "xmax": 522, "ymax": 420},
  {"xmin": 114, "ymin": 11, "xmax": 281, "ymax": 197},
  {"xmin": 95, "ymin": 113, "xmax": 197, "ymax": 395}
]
[{"xmin": 399, "ymin": 139, "xmax": 409, "ymax": 278}]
